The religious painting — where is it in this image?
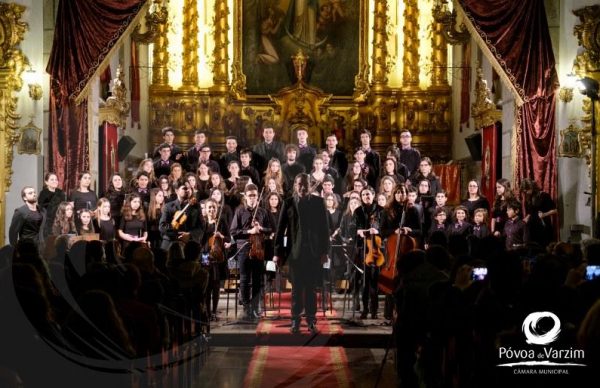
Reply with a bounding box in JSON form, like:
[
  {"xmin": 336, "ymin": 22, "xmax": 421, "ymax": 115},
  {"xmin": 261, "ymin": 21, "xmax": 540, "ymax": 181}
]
[
  {"xmin": 17, "ymin": 121, "xmax": 41, "ymax": 155},
  {"xmin": 558, "ymin": 124, "xmax": 583, "ymax": 158},
  {"xmin": 240, "ymin": 0, "xmax": 361, "ymax": 96}
]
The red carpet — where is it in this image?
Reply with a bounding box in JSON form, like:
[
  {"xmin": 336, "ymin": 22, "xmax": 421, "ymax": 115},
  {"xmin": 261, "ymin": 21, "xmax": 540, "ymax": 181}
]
[
  {"xmin": 244, "ymin": 292, "xmax": 351, "ymax": 387},
  {"xmin": 244, "ymin": 346, "xmax": 352, "ymax": 387},
  {"xmin": 257, "ymin": 292, "xmax": 343, "ymax": 336}
]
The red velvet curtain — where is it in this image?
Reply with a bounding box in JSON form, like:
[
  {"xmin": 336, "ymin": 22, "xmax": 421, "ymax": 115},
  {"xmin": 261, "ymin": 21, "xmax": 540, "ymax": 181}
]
[
  {"xmin": 459, "ymin": 0, "xmax": 559, "ymax": 200},
  {"xmin": 46, "ymin": 0, "xmax": 146, "ymax": 192}
]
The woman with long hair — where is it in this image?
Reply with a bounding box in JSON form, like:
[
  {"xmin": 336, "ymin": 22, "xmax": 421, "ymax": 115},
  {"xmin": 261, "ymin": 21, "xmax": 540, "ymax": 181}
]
[
  {"xmin": 52, "ymin": 201, "xmax": 77, "ymax": 235},
  {"xmin": 491, "ymin": 178, "xmax": 514, "ymax": 237},
  {"xmin": 208, "ymin": 172, "xmax": 227, "ymax": 193},
  {"xmin": 118, "ymin": 193, "xmax": 147, "ymax": 250},
  {"xmin": 95, "ymin": 198, "xmax": 116, "ymax": 241},
  {"xmin": 309, "ymin": 155, "xmax": 327, "ymax": 192},
  {"xmin": 70, "ymin": 171, "xmax": 98, "ymax": 213},
  {"xmin": 210, "ymin": 188, "xmax": 233, "ymax": 228},
  {"xmin": 104, "ymin": 173, "xmax": 126, "ymax": 227},
  {"xmin": 520, "ymin": 178, "xmax": 557, "ymax": 248},
  {"xmin": 184, "ymin": 172, "xmax": 201, "ymax": 201},
  {"xmin": 201, "ymin": 198, "xmax": 231, "ymax": 320},
  {"xmin": 137, "ymin": 158, "xmax": 156, "ymax": 184},
  {"xmin": 147, "ymin": 188, "xmax": 165, "ymax": 249},
  {"xmin": 264, "ymin": 158, "xmax": 285, "ymax": 193},
  {"xmin": 378, "ymin": 176, "xmax": 397, "ymax": 202},
  {"xmin": 77, "ymin": 209, "xmax": 96, "ymax": 235},
  {"xmin": 38, "ymin": 172, "xmax": 67, "ymax": 239},
  {"xmin": 461, "ymin": 178, "xmax": 490, "ymax": 221},
  {"xmin": 157, "ymin": 175, "xmax": 176, "ymax": 203},
  {"xmin": 344, "ymin": 161, "xmax": 363, "ymax": 193},
  {"xmin": 196, "ymin": 162, "xmax": 212, "ymax": 199},
  {"xmin": 379, "ymin": 157, "xmax": 406, "ymax": 186}
]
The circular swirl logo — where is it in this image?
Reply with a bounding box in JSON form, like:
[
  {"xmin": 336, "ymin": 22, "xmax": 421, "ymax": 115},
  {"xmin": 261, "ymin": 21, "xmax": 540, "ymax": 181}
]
[{"xmin": 522, "ymin": 311, "xmax": 561, "ymax": 345}]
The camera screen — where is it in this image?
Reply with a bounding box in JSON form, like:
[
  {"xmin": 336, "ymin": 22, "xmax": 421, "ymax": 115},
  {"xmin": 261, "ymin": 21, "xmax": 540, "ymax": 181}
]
[
  {"xmin": 586, "ymin": 265, "xmax": 600, "ymax": 281},
  {"xmin": 472, "ymin": 267, "xmax": 488, "ymax": 281}
]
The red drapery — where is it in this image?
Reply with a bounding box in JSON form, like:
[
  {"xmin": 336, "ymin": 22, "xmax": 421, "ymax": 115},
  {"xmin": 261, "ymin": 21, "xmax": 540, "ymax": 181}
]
[
  {"xmin": 481, "ymin": 123, "xmax": 499, "ymax": 202},
  {"xmin": 46, "ymin": 0, "xmax": 146, "ymax": 192},
  {"xmin": 459, "ymin": 0, "xmax": 559, "ymax": 200}
]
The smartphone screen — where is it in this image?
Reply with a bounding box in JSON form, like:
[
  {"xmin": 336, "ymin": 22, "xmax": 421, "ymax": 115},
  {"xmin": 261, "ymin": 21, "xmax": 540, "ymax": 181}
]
[
  {"xmin": 586, "ymin": 265, "xmax": 600, "ymax": 281},
  {"xmin": 472, "ymin": 267, "xmax": 488, "ymax": 281}
]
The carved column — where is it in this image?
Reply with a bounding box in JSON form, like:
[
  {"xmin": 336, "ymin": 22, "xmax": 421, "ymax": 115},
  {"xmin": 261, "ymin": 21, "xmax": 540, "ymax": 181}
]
[
  {"xmin": 402, "ymin": 0, "xmax": 420, "ymax": 89},
  {"xmin": 181, "ymin": 0, "xmax": 199, "ymax": 90},
  {"xmin": 150, "ymin": 3, "xmax": 170, "ymax": 91},
  {"xmin": 211, "ymin": 0, "xmax": 230, "ymax": 93},
  {"xmin": 0, "ymin": 3, "xmax": 27, "ymax": 246},
  {"xmin": 371, "ymin": 0, "xmax": 389, "ymax": 91},
  {"xmin": 430, "ymin": 16, "xmax": 449, "ymax": 88}
]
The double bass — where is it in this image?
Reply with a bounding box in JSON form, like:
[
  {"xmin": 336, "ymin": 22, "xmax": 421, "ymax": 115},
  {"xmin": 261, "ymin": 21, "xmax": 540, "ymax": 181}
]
[{"xmin": 379, "ymin": 201, "xmax": 417, "ymax": 294}]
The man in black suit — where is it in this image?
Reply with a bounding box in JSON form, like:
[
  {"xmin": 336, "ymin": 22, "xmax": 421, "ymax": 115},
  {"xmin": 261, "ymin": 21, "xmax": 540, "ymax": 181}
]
[
  {"xmin": 9, "ymin": 186, "xmax": 45, "ymax": 247},
  {"xmin": 325, "ymin": 133, "xmax": 348, "ymax": 178},
  {"xmin": 274, "ymin": 173, "xmax": 330, "ymax": 334},
  {"xmin": 296, "ymin": 126, "xmax": 317, "ymax": 172},
  {"xmin": 219, "ymin": 136, "xmax": 241, "ymax": 178},
  {"xmin": 186, "ymin": 129, "xmax": 208, "ymax": 171},
  {"xmin": 252, "ymin": 123, "xmax": 286, "ymax": 174},
  {"xmin": 153, "ymin": 126, "xmax": 184, "ymax": 162},
  {"xmin": 153, "ymin": 143, "xmax": 174, "ymax": 178},
  {"xmin": 360, "ymin": 129, "xmax": 381, "ymax": 182},
  {"xmin": 282, "ymin": 144, "xmax": 306, "ymax": 196},
  {"xmin": 159, "ymin": 184, "xmax": 204, "ymax": 250}
]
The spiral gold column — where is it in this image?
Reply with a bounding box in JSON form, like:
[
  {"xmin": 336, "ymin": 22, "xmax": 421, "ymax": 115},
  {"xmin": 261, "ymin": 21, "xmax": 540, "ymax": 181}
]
[
  {"xmin": 150, "ymin": 4, "xmax": 170, "ymax": 91},
  {"xmin": 211, "ymin": 0, "xmax": 230, "ymax": 92},
  {"xmin": 180, "ymin": 0, "xmax": 199, "ymax": 90},
  {"xmin": 371, "ymin": 0, "xmax": 389, "ymax": 92},
  {"xmin": 430, "ymin": 16, "xmax": 449, "ymax": 88},
  {"xmin": 402, "ymin": 0, "xmax": 420, "ymax": 90}
]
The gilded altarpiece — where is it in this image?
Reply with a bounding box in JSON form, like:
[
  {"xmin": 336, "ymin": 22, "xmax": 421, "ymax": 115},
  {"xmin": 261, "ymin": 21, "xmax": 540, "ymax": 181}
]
[
  {"xmin": 148, "ymin": 0, "xmax": 452, "ymax": 161},
  {"xmin": 0, "ymin": 3, "xmax": 27, "ymax": 245}
]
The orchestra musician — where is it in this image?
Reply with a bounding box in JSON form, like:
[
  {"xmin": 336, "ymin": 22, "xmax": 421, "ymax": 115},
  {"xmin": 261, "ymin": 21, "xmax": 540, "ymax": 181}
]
[
  {"xmin": 230, "ymin": 183, "xmax": 272, "ymax": 321},
  {"xmin": 201, "ymin": 198, "xmax": 231, "ymax": 321},
  {"xmin": 159, "ymin": 183, "xmax": 204, "ymax": 250},
  {"xmin": 354, "ymin": 186, "xmax": 384, "ymax": 320}
]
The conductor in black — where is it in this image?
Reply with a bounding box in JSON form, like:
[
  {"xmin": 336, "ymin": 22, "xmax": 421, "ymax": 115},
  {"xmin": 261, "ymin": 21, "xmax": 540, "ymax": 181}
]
[{"xmin": 274, "ymin": 173, "xmax": 330, "ymax": 334}]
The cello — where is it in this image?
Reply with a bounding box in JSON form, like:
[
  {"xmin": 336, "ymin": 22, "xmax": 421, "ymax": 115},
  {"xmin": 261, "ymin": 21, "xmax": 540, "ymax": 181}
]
[{"xmin": 379, "ymin": 201, "xmax": 417, "ymax": 294}]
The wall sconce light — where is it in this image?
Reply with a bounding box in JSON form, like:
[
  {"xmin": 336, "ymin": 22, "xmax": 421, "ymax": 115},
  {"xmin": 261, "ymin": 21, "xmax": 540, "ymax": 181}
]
[
  {"xmin": 22, "ymin": 66, "xmax": 43, "ymax": 101},
  {"xmin": 558, "ymin": 73, "xmax": 577, "ymax": 103}
]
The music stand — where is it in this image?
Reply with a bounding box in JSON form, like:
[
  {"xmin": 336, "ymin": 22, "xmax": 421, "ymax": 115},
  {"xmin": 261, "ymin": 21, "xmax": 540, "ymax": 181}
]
[
  {"xmin": 329, "ymin": 242, "xmax": 365, "ymax": 327},
  {"xmin": 223, "ymin": 242, "xmax": 257, "ymax": 326}
]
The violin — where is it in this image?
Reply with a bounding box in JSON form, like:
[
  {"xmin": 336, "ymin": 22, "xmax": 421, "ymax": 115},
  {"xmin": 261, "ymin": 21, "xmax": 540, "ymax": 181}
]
[
  {"xmin": 208, "ymin": 202, "xmax": 225, "ymax": 263},
  {"xmin": 364, "ymin": 214, "xmax": 385, "ymax": 267},
  {"xmin": 249, "ymin": 187, "xmax": 266, "ymax": 260},
  {"xmin": 171, "ymin": 197, "xmax": 197, "ymax": 230}
]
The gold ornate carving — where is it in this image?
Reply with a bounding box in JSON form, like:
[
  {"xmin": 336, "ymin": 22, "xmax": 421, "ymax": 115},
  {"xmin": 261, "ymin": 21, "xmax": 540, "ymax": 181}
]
[
  {"xmin": 99, "ymin": 64, "xmax": 131, "ymax": 127},
  {"xmin": 131, "ymin": 0, "xmax": 168, "ymax": 44},
  {"xmin": 181, "ymin": 0, "xmax": 199, "ymax": 90},
  {"xmin": 430, "ymin": 11, "xmax": 449, "ymax": 88},
  {"xmin": 211, "ymin": 0, "xmax": 230, "ymax": 92},
  {"xmin": 371, "ymin": 0, "xmax": 389, "ymax": 90},
  {"xmin": 269, "ymin": 51, "xmax": 333, "ymax": 146},
  {"xmin": 432, "ymin": 0, "xmax": 470, "ymax": 45},
  {"xmin": 0, "ymin": 2, "xmax": 27, "ymax": 245},
  {"xmin": 150, "ymin": 1, "xmax": 170, "ymax": 90},
  {"xmin": 572, "ymin": 5, "xmax": 600, "ymax": 215},
  {"xmin": 471, "ymin": 67, "xmax": 501, "ymax": 129},
  {"xmin": 403, "ymin": 0, "xmax": 420, "ymax": 89}
]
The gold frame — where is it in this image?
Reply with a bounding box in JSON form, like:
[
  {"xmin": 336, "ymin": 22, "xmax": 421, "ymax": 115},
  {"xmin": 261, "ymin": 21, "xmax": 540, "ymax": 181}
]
[
  {"xmin": 230, "ymin": 0, "xmax": 370, "ymax": 101},
  {"xmin": 558, "ymin": 124, "xmax": 583, "ymax": 158},
  {"xmin": 17, "ymin": 120, "xmax": 41, "ymax": 155}
]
